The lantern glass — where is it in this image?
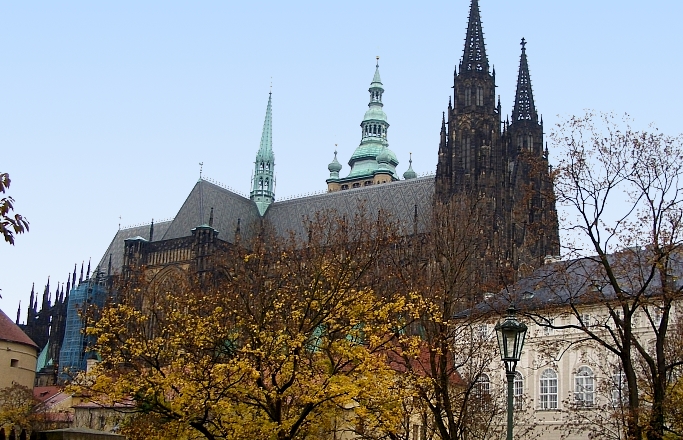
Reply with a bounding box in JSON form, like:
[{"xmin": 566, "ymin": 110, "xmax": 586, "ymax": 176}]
[{"xmin": 495, "ymin": 306, "xmax": 528, "ymax": 362}]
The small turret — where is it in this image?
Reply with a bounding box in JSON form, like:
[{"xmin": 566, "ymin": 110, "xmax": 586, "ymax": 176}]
[
  {"xmin": 403, "ymin": 153, "xmax": 417, "ymax": 180},
  {"xmin": 328, "ymin": 150, "xmax": 342, "ymax": 178}
]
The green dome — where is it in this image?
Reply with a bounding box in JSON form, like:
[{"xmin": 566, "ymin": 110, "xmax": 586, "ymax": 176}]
[
  {"xmin": 349, "ymin": 142, "xmax": 384, "ymax": 162},
  {"xmin": 403, "ymin": 155, "xmax": 417, "ymax": 179},
  {"xmin": 363, "ymin": 106, "xmax": 387, "ymax": 122},
  {"xmin": 376, "ymin": 147, "xmax": 391, "ymax": 164},
  {"xmin": 328, "ymin": 151, "xmax": 342, "ymax": 173}
]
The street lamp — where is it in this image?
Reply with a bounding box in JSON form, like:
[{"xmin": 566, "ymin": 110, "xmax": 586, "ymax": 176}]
[{"xmin": 495, "ymin": 305, "xmax": 527, "ymax": 440}]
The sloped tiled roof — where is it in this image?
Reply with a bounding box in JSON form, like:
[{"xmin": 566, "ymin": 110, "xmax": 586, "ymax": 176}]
[
  {"xmin": 265, "ymin": 176, "xmax": 435, "ymax": 239},
  {"xmin": 162, "ymin": 180, "xmax": 261, "ymax": 243},
  {"xmin": 0, "ymin": 308, "xmax": 38, "ymax": 349},
  {"xmin": 96, "ymin": 221, "xmax": 172, "ymax": 274},
  {"xmin": 95, "ymin": 177, "xmax": 436, "ymax": 274}
]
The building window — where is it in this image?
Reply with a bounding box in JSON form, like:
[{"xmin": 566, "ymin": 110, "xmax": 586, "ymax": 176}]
[
  {"xmin": 612, "ymin": 369, "xmax": 627, "ymax": 406},
  {"xmin": 464, "ymin": 87, "xmax": 471, "ymax": 106},
  {"xmin": 10, "ymin": 359, "xmax": 19, "ymax": 367},
  {"xmin": 474, "ymin": 373, "xmax": 492, "ymax": 409},
  {"xmin": 514, "ymin": 371, "xmax": 524, "ymax": 410},
  {"xmin": 574, "ymin": 366, "xmax": 595, "ymax": 407},
  {"xmin": 540, "ymin": 368, "xmax": 558, "ymax": 409},
  {"xmin": 352, "ymin": 183, "xmax": 360, "ymax": 188},
  {"xmin": 476, "ymin": 86, "xmax": 483, "ymax": 106},
  {"xmin": 341, "ymin": 185, "xmax": 348, "ymax": 190},
  {"xmin": 542, "ymin": 318, "xmax": 555, "ymax": 336}
]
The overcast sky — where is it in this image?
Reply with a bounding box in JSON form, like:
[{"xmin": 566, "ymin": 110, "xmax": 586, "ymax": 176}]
[{"xmin": 2, "ymin": 0, "xmax": 682, "ymax": 319}]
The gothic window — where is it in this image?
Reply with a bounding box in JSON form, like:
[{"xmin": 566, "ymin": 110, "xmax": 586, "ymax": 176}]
[
  {"xmin": 465, "ymin": 136, "xmax": 472, "ymax": 170},
  {"xmin": 265, "ymin": 179, "xmax": 269, "ymax": 190},
  {"xmin": 265, "ymin": 162, "xmax": 270, "ymax": 171},
  {"xmin": 539, "ymin": 368, "xmax": 558, "ymax": 409},
  {"xmin": 259, "ymin": 179, "xmax": 264, "ymax": 190},
  {"xmin": 574, "ymin": 366, "xmax": 595, "ymax": 407},
  {"xmin": 476, "ymin": 86, "xmax": 483, "ymax": 106},
  {"xmin": 260, "ymin": 162, "xmax": 264, "ymax": 171},
  {"xmin": 464, "ymin": 87, "xmax": 471, "ymax": 106}
]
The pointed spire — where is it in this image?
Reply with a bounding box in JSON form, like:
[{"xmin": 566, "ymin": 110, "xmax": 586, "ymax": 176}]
[
  {"xmin": 461, "ymin": 0, "xmax": 489, "ymax": 73},
  {"xmin": 66, "ymin": 276, "xmax": 71, "ymax": 297},
  {"xmin": 259, "ymin": 92, "xmax": 273, "ymax": 156},
  {"xmin": 149, "ymin": 219, "xmax": 154, "ymax": 242},
  {"xmin": 208, "ymin": 207, "xmax": 214, "ymax": 228},
  {"xmin": 29, "ymin": 283, "xmax": 35, "ymax": 310},
  {"xmin": 512, "ymin": 38, "xmax": 537, "ymax": 122},
  {"xmin": 16, "ymin": 301, "xmax": 21, "ymax": 324},
  {"xmin": 371, "ymin": 56, "xmax": 382, "ymax": 87},
  {"xmin": 79, "ymin": 262, "xmax": 84, "ymax": 283},
  {"xmin": 250, "ymin": 91, "xmax": 276, "ymax": 216},
  {"xmin": 86, "ymin": 259, "xmax": 91, "ymax": 280},
  {"xmin": 107, "ymin": 254, "xmax": 112, "ymax": 276}
]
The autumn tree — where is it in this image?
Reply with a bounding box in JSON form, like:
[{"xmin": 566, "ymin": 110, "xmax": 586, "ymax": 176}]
[
  {"xmin": 0, "ymin": 384, "xmax": 40, "ymax": 437},
  {"xmin": 386, "ymin": 197, "xmax": 535, "ymax": 440},
  {"xmin": 524, "ymin": 112, "xmax": 683, "ymax": 440},
  {"xmin": 82, "ymin": 209, "xmax": 406, "ymax": 440},
  {"xmin": 1, "ymin": 173, "xmax": 29, "ymax": 245}
]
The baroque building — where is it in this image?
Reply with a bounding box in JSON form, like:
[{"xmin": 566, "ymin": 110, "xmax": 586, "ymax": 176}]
[{"xmin": 19, "ymin": 0, "xmax": 559, "ymax": 379}]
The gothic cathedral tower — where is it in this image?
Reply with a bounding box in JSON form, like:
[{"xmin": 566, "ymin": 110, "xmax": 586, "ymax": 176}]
[{"xmin": 436, "ymin": 0, "xmax": 559, "ymax": 279}]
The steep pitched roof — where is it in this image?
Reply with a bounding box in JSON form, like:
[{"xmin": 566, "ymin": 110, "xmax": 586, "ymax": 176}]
[
  {"xmin": 265, "ymin": 176, "xmax": 434, "ymax": 239},
  {"xmin": 96, "ymin": 221, "xmax": 172, "ymax": 275},
  {"xmin": 162, "ymin": 179, "xmax": 261, "ymax": 242},
  {"xmin": 0, "ymin": 308, "xmax": 38, "ymax": 349}
]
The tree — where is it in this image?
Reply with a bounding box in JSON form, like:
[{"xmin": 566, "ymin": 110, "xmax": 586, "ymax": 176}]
[
  {"xmin": 81, "ymin": 210, "xmax": 406, "ymax": 440},
  {"xmin": 525, "ymin": 112, "xmax": 683, "ymax": 440},
  {"xmin": 0, "ymin": 173, "xmax": 29, "ymax": 245},
  {"xmin": 387, "ymin": 198, "xmax": 536, "ymax": 440},
  {"xmin": 0, "ymin": 384, "xmax": 40, "ymax": 437}
]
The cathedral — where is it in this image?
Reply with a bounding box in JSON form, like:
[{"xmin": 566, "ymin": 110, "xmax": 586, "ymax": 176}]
[{"xmin": 17, "ymin": 0, "xmax": 558, "ymax": 379}]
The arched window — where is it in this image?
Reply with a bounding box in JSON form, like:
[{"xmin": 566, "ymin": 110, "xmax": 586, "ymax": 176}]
[
  {"xmin": 574, "ymin": 366, "xmax": 595, "ymax": 406},
  {"xmin": 540, "ymin": 369, "xmax": 558, "ymax": 409},
  {"xmin": 258, "ymin": 179, "xmax": 264, "ymax": 190},
  {"xmin": 464, "ymin": 87, "xmax": 471, "ymax": 106},
  {"xmin": 476, "ymin": 86, "xmax": 483, "ymax": 106},
  {"xmin": 514, "ymin": 371, "xmax": 524, "ymax": 409},
  {"xmin": 475, "ymin": 373, "xmax": 491, "ymax": 398}
]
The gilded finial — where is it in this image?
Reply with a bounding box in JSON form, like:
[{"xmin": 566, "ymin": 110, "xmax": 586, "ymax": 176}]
[{"xmin": 520, "ymin": 37, "xmax": 526, "ymax": 51}]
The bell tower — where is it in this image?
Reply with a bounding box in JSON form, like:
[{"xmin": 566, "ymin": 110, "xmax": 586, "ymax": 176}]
[{"xmin": 436, "ymin": 0, "xmax": 503, "ymax": 201}]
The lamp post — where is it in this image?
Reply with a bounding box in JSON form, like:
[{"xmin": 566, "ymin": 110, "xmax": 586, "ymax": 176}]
[{"xmin": 495, "ymin": 305, "xmax": 527, "ymax": 440}]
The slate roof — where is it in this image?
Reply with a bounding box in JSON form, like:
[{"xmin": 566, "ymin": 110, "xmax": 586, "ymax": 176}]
[
  {"xmin": 265, "ymin": 176, "xmax": 435, "ymax": 239},
  {"xmin": 0, "ymin": 308, "xmax": 38, "ymax": 349},
  {"xmin": 96, "ymin": 177, "xmax": 436, "ymax": 274},
  {"xmin": 95, "ymin": 221, "xmax": 172, "ymax": 275},
  {"xmin": 162, "ymin": 179, "xmax": 261, "ymax": 243}
]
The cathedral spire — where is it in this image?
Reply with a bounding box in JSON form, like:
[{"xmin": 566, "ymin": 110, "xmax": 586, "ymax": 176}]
[
  {"xmin": 512, "ymin": 38, "xmax": 537, "ymax": 122},
  {"xmin": 461, "ymin": 0, "xmax": 489, "ymax": 74},
  {"xmin": 250, "ymin": 91, "xmax": 275, "ymax": 216}
]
